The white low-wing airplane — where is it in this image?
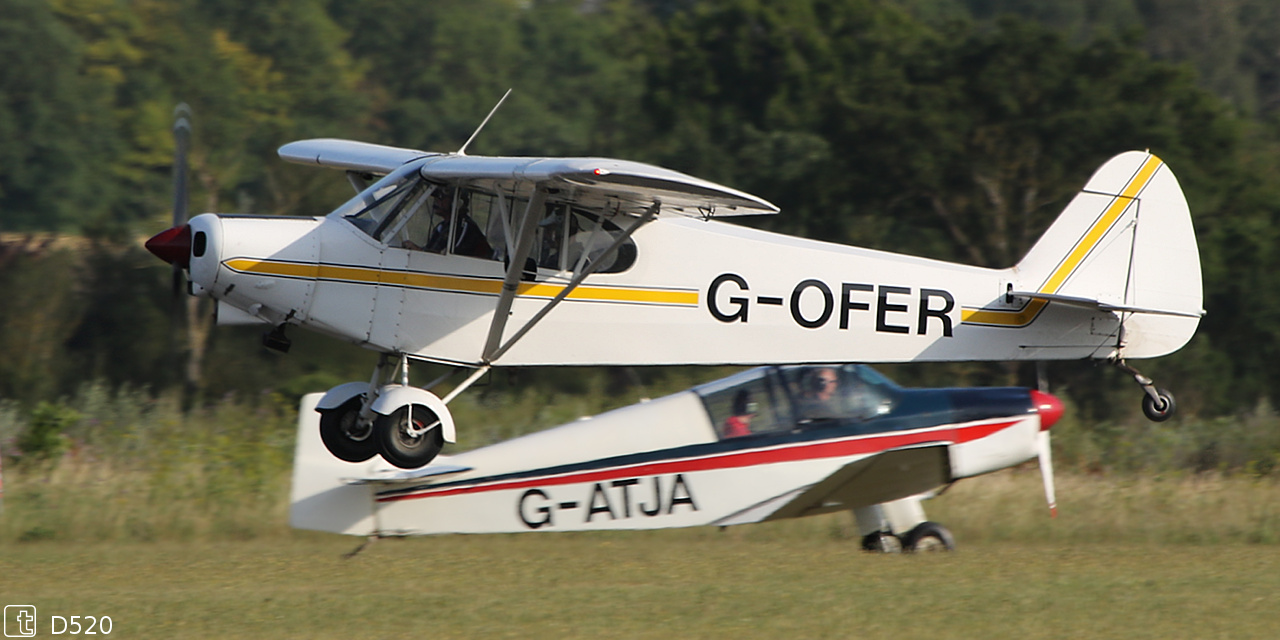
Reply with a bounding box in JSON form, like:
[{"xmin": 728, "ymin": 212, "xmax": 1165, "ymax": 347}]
[
  {"xmin": 290, "ymin": 363, "xmax": 1066, "ymax": 551},
  {"xmin": 146, "ymin": 129, "xmax": 1202, "ymax": 470}
]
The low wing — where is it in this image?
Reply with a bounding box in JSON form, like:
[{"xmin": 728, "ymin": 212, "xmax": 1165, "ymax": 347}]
[
  {"xmin": 278, "ymin": 138, "xmax": 779, "ymax": 218},
  {"xmin": 714, "ymin": 444, "xmax": 952, "ymax": 526}
]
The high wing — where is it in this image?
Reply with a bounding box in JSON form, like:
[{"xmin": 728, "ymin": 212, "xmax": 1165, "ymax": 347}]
[
  {"xmin": 278, "ymin": 138, "xmax": 436, "ymax": 174},
  {"xmin": 278, "ymin": 138, "xmax": 779, "ymax": 218}
]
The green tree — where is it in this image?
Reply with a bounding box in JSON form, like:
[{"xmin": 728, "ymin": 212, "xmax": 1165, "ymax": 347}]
[{"xmin": 0, "ymin": 0, "xmax": 111, "ymax": 230}]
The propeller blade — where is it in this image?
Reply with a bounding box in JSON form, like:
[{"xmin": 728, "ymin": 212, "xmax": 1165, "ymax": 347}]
[
  {"xmin": 1037, "ymin": 429, "xmax": 1057, "ymax": 518},
  {"xmin": 171, "ymin": 104, "xmax": 192, "ymax": 298},
  {"xmin": 1030, "ymin": 389, "xmax": 1062, "ymax": 518}
]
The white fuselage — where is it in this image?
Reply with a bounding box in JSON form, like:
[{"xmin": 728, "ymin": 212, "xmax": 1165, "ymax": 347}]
[{"xmin": 188, "ymin": 211, "xmax": 1181, "ymax": 367}]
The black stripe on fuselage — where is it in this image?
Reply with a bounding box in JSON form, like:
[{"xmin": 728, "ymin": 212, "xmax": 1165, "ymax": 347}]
[{"xmin": 375, "ymin": 387, "xmax": 1031, "ymax": 499}]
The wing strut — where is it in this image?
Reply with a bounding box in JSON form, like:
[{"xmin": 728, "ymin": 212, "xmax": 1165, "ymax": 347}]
[
  {"xmin": 483, "ymin": 202, "xmax": 660, "ymax": 364},
  {"xmin": 481, "ymin": 189, "xmax": 550, "ymax": 361}
]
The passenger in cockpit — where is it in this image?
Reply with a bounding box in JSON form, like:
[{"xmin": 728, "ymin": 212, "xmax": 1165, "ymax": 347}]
[{"xmin": 723, "ymin": 389, "xmax": 757, "ymax": 438}]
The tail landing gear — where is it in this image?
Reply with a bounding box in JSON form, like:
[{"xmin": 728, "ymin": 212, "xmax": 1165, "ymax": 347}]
[{"xmin": 1112, "ymin": 359, "xmax": 1176, "ymax": 422}]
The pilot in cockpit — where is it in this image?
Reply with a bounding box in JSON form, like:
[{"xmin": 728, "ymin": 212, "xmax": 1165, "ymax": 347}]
[
  {"xmin": 796, "ymin": 366, "xmax": 842, "ymax": 421},
  {"xmin": 423, "ymin": 190, "xmax": 491, "ymax": 258}
]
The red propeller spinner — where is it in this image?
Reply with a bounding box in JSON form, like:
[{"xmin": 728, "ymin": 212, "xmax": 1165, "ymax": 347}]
[
  {"xmin": 1030, "ymin": 389, "xmax": 1064, "ymax": 430},
  {"xmin": 145, "ymin": 224, "xmax": 192, "ymax": 268}
]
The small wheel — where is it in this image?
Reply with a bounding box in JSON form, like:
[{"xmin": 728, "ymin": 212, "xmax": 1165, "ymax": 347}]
[
  {"xmin": 1142, "ymin": 388, "xmax": 1176, "ymax": 422},
  {"xmin": 318, "ymin": 396, "xmax": 379, "ymax": 462},
  {"xmin": 860, "ymin": 531, "xmax": 903, "ymax": 554},
  {"xmin": 901, "ymin": 521, "xmax": 955, "ymax": 553},
  {"xmin": 377, "ymin": 404, "xmax": 444, "ymax": 469}
]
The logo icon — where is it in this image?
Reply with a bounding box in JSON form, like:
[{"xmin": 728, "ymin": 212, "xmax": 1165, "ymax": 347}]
[{"xmin": 3, "ymin": 606, "xmax": 36, "ymax": 637}]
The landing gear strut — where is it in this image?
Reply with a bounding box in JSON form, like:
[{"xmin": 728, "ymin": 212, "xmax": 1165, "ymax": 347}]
[
  {"xmin": 1112, "ymin": 358, "xmax": 1176, "ymax": 422},
  {"xmin": 314, "ymin": 353, "xmax": 458, "ymax": 469},
  {"xmin": 854, "ymin": 497, "xmax": 956, "ymax": 553}
]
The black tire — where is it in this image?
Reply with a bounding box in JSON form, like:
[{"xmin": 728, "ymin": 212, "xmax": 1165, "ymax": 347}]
[
  {"xmin": 1142, "ymin": 388, "xmax": 1176, "ymax": 422},
  {"xmin": 901, "ymin": 521, "xmax": 955, "ymax": 553},
  {"xmin": 376, "ymin": 404, "xmax": 444, "ymax": 469},
  {"xmin": 318, "ymin": 396, "xmax": 379, "ymax": 463},
  {"xmin": 860, "ymin": 531, "xmax": 903, "ymax": 554}
]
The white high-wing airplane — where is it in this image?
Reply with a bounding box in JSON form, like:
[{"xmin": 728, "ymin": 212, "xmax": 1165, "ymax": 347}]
[{"xmin": 146, "ymin": 131, "xmax": 1202, "ymax": 471}]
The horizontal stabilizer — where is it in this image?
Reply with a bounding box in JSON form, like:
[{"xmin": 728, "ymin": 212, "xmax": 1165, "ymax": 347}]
[
  {"xmin": 343, "ymin": 463, "xmax": 472, "ymax": 485},
  {"xmin": 1009, "ymin": 291, "xmax": 1205, "ymax": 319}
]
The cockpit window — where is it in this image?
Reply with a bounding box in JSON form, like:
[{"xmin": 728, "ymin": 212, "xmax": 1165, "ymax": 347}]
[
  {"xmin": 335, "ymin": 166, "xmax": 429, "ymax": 239},
  {"xmin": 781, "ymin": 364, "xmax": 899, "ymax": 424},
  {"xmin": 695, "ymin": 368, "xmax": 793, "ymax": 439},
  {"xmin": 536, "ymin": 205, "xmax": 637, "ymax": 274},
  {"xmin": 335, "ymin": 171, "xmax": 636, "ymax": 272}
]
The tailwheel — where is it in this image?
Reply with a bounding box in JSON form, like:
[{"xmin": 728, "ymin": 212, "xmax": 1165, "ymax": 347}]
[
  {"xmin": 1141, "ymin": 388, "xmax": 1176, "ymax": 422},
  {"xmin": 861, "ymin": 531, "xmax": 903, "ymax": 554},
  {"xmin": 319, "ymin": 395, "xmax": 379, "ymax": 463},
  {"xmin": 1113, "ymin": 358, "xmax": 1178, "ymax": 422},
  {"xmin": 377, "ymin": 404, "xmax": 444, "ymax": 469},
  {"xmin": 901, "ymin": 521, "xmax": 955, "ymax": 553}
]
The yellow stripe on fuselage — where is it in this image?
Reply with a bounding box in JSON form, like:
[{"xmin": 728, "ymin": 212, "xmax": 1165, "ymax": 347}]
[
  {"xmin": 960, "ymin": 154, "xmax": 1163, "ymax": 328},
  {"xmin": 222, "ymin": 258, "xmax": 699, "ymax": 306}
]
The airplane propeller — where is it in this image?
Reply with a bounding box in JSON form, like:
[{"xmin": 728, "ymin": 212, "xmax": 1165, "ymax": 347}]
[
  {"xmin": 1029, "ymin": 389, "xmax": 1063, "ymax": 517},
  {"xmin": 167, "ymin": 104, "xmax": 192, "ymax": 295}
]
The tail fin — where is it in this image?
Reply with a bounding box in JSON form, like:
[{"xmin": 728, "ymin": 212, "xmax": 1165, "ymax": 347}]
[
  {"xmin": 289, "ymin": 393, "xmax": 378, "ymax": 536},
  {"xmin": 288, "ymin": 394, "xmax": 473, "ymax": 536},
  {"xmin": 1012, "ymin": 152, "xmax": 1203, "ymax": 358}
]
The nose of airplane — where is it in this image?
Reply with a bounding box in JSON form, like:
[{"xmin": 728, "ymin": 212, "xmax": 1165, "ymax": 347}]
[
  {"xmin": 1030, "ymin": 390, "xmax": 1064, "ymax": 430},
  {"xmin": 145, "ymin": 224, "xmax": 192, "ymax": 268}
]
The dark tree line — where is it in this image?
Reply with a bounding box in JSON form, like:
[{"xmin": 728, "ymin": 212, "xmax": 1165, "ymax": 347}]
[{"xmin": 1, "ymin": 0, "xmax": 1279, "ymax": 424}]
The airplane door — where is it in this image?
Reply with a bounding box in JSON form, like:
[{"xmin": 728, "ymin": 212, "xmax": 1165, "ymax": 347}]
[
  {"xmin": 307, "ymin": 218, "xmax": 383, "ymax": 345},
  {"xmin": 369, "ymin": 248, "xmax": 408, "ymax": 350}
]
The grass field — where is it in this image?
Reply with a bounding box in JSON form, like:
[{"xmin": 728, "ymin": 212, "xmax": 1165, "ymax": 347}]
[
  {"xmin": 3, "ymin": 534, "xmax": 1278, "ymax": 639},
  {"xmin": 3, "ymin": 470, "xmax": 1279, "ymax": 638}
]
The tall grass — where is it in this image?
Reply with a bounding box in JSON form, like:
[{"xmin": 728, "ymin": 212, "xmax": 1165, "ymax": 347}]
[
  {"xmin": 1, "ymin": 382, "xmax": 296, "ymax": 542},
  {"xmin": 1, "ymin": 378, "xmax": 1279, "ymax": 545}
]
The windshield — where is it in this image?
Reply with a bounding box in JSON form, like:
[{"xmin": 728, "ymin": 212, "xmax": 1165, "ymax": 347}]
[{"xmin": 333, "ymin": 163, "xmax": 426, "ymax": 237}]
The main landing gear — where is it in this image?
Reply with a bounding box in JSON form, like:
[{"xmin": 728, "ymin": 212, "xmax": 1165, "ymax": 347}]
[
  {"xmin": 315, "ymin": 354, "xmax": 457, "ymax": 469},
  {"xmin": 1112, "ymin": 358, "xmax": 1176, "ymax": 422},
  {"xmin": 855, "ymin": 497, "xmax": 956, "ymax": 554}
]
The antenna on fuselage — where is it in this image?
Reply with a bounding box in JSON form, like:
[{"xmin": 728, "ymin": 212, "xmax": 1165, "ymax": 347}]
[{"xmin": 456, "ymin": 88, "xmax": 512, "ymax": 156}]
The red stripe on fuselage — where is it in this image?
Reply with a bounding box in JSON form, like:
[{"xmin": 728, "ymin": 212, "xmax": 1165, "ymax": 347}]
[{"xmin": 376, "ymin": 417, "xmax": 1024, "ymax": 503}]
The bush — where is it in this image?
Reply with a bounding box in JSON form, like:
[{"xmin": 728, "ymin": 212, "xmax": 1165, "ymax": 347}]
[{"xmin": 15, "ymin": 401, "xmax": 79, "ymax": 461}]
